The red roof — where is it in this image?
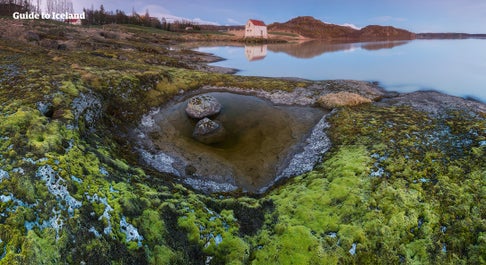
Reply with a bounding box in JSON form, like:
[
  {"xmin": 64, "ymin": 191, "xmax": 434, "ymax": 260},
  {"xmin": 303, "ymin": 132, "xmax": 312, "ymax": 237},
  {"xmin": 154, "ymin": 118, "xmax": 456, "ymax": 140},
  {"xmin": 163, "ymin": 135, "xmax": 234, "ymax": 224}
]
[{"xmin": 249, "ymin": 19, "xmax": 265, "ymax": 26}]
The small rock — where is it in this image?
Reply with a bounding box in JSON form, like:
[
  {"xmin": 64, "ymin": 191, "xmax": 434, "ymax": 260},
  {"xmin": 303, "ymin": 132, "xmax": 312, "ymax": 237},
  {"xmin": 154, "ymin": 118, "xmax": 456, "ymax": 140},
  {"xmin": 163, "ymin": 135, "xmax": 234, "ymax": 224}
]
[
  {"xmin": 26, "ymin": 31, "xmax": 40, "ymax": 42},
  {"xmin": 185, "ymin": 95, "xmax": 222, "ymax": 119},
  {"xmin": 193, "ymin": 118, "xmax": 226, "ymax": 144},
  {"xmin": 57, "ymin": 43, "xmax": 67, "ymax": 50},
  {"xmin": 118, "ymin": 54, "xmax": 128, "ymax": 61},
  {"xmin": 40, "ymin": 39, "xmax": 59, "ymax": 49}
]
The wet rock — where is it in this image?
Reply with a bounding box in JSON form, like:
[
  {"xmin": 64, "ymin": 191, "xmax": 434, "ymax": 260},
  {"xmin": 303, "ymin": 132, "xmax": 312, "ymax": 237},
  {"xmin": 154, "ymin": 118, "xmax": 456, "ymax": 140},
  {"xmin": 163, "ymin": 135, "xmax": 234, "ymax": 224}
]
[
  {"xmin": 193, "ymin": 118, "xmax": 226, "ymax": 144},
  {"xmin": 274, "ymin": 111, "xmax": 333, "ymax": 188},
  {"xmin": 185, "ymin": 95, "xmax": 222, "ymax": 119},
  {"xmin": 139, "ymin": 149, "xmax": 181, "ymax": 176}
]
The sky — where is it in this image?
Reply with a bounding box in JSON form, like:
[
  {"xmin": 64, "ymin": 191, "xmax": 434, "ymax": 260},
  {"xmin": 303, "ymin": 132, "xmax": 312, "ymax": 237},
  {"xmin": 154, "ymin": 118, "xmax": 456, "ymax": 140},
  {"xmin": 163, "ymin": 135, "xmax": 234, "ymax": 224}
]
[{"xmin": 72, "ymin": 0, "xmax": 486, "ymax": 33}]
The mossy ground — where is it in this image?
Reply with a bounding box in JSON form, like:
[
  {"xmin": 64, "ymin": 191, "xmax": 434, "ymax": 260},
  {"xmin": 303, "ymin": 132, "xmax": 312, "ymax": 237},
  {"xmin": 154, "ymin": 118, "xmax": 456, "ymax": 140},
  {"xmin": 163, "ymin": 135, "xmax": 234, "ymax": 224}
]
[{"xmin": 0, "ymin": 19, "xmax": 485, "ymax": 264}]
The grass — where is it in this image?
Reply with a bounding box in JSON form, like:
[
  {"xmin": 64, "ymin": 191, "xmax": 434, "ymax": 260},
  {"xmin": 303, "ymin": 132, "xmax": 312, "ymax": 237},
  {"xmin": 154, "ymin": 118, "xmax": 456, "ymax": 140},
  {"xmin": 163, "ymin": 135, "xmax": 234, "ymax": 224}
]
[{"xmin": 268, "ymin": 31, "xmax": 299, "ymax": 37}]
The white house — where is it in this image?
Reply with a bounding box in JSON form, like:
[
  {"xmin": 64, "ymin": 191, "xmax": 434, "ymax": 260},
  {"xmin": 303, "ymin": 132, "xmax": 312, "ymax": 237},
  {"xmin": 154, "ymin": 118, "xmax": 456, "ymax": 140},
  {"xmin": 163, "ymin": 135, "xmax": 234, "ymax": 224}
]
[{"xmin": 245, "ymin": 19, "xmax": 268, "ymax": 39}]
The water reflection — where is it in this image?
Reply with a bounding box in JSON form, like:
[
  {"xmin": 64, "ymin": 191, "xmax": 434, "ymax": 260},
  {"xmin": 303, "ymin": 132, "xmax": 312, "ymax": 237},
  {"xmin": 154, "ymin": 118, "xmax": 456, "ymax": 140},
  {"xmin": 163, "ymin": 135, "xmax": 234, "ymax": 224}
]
[
  {"xmin": 265, "ymin": 40, "xmax": 410, "ymax": 59},
  {"xmin": 245, "ymin": 45, "xmax": 267, "ymax": 61},
  {"xmin": 361, "ymin": 41, "xmax": 410, "ymax": 51}
]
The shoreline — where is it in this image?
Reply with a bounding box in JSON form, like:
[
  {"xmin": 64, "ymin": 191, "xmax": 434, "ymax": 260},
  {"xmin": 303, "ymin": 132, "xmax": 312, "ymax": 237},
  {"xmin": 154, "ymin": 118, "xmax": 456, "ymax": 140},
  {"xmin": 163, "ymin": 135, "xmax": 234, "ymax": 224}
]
[{"xmin": 193, "ymin": 40, "xmax": 486, "ymax": 105}]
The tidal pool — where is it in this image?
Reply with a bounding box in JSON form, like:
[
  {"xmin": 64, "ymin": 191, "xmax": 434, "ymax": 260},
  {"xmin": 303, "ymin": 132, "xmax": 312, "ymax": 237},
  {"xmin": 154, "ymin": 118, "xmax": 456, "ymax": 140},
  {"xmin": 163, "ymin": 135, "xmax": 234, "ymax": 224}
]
[{"xmin": 138, "ymin": 92, "xmax": 326, "ymax": 193}]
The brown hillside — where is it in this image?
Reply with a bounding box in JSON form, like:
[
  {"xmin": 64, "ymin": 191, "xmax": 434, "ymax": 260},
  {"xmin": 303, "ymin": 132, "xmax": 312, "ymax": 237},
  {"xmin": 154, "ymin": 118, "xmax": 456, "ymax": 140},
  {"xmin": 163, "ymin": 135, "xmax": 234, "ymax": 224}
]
[
  {"xmin": 359, "ymin": 25, "xmax": 415, "ymax": 40},
  {"xmin": 268, "ymin": 16, "xmax": 357, "ymax": 40},
  {"xmin": 268, "ymin": 16, "xmax": 415, "ymax": 41}
]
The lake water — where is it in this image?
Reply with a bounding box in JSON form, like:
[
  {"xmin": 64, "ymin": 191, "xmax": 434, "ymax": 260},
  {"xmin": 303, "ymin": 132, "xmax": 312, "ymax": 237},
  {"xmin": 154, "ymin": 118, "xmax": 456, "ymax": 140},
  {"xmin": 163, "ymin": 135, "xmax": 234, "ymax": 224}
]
[{"xmin": 195, "ymin": 39, "xmax": 486, "ymax": 103}]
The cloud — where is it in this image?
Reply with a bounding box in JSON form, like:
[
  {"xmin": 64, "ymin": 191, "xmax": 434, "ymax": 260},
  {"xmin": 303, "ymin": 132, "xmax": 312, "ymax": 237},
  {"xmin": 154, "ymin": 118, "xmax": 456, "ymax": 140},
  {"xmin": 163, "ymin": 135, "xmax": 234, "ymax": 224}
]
[
  {"xmin": 140, "ymin": 5, "xmax": 219, "ymax": 25},
  {"xmin": 342, "ymin": 23, "xmax": 361, "ymax": 30},
  {"xmin": 192, "ymin": 17, "xmax": 219, "ymax": 25}
]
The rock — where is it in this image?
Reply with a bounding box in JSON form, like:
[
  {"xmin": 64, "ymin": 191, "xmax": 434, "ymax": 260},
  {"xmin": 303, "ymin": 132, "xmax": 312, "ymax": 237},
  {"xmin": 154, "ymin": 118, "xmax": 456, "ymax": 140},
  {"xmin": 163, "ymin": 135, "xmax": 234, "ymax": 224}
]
[
  {"xmin": 36, "ymin": 101, "xmax": 54, "ymax": 117},
  {"xmin": 193, "ymin": 118, "xmax": 226, "ymax": 144},
  {"xmin": 71, "ymin": 93, "xmax": 103, "ymax": 131},
  {"xmin": 57, "ymin": 43, "xmax": 67, "ymax": 50},
  {"xmin": 39, "ymin": 39, "xmax": 59, "ymax": 49},
  {"xmin": 99, "ymin": 31, "xmax": 119, "ymax": 39},
  {"xmin": 317, "ymin": 92, "xmax": 372, "ymax": 109},
  {"xmin": 185, "ymin": 95, "xmax": 222, "ymax": 119},
  {"xmin": 26, "ymin": 31, "xmax": 40, "ymax": 42}
]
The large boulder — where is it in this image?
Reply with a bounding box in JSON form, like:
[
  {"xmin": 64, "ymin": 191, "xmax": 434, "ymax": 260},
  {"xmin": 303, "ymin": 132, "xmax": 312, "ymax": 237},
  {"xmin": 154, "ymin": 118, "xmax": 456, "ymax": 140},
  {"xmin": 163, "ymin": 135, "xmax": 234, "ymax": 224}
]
[
  {"xmin": 193, "ymin": 118, "xmax": 226, "ymax": 144},
  {"xmin": 317, "ymin": 92, "xmax": 372, "ymax": 109},
  {"xmin": 185, "ymin": 95, "xmax": 222, "ymax": 119}
]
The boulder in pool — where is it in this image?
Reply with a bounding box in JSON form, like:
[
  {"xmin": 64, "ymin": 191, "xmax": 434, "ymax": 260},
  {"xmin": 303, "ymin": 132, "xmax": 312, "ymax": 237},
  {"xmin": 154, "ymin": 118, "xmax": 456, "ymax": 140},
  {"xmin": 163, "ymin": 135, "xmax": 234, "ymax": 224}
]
[
  {"xmin": 185, "ymin": 95, "xmax": 222, "ymax": 119},
  {"xmin": 193, "ymin": 118, "xmax": 226, "ymax": 144}
]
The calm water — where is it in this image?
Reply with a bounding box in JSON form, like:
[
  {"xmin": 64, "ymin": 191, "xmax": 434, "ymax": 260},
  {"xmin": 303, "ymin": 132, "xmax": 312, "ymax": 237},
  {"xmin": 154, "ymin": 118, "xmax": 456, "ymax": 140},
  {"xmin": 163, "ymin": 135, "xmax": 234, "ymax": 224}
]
[
  {"xmin": 146, "ymin": 92, "xmax": 324, "ymax": 192},
  {"xmin": 196, "ymin": 39, "xmax": 486, "ymax": 103}
]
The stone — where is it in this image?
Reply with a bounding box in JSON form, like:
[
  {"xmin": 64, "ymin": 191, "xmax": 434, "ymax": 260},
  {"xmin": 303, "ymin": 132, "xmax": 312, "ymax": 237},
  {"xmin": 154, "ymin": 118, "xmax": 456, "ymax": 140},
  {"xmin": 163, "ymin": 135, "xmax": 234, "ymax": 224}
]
[
  {"xmin": 185, "ymin": 95, "xmax": 222, "ymax": 119},
  {"xmin": 36, "ymin": 101, "xmax": 54, "ymax": 117},
  {"xmin": 26, "ymin": 31, "xmax": 40, "ymax": 42},
  {"xmin": 193, "ymin": 118, "xmax": 226, "ymax": 144},
  {"xmin": 40, "ymin": 39, "xmax": 60, "ymax": 49},
  {"xmin": 317, "ymin": 92, "xmax": 372, "ymax": 109}
]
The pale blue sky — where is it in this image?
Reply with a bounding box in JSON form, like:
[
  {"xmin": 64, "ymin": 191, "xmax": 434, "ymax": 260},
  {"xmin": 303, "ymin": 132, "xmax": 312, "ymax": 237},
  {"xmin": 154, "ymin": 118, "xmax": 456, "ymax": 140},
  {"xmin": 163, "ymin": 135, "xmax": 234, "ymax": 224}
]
[{"xmin": 73, "ymin": 0, "xmax": 486, "ymax": 33}]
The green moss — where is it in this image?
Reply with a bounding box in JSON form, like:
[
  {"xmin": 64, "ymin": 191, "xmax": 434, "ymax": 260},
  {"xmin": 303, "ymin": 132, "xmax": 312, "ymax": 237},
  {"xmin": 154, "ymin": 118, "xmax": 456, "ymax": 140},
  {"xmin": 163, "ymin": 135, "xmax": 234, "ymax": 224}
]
[
  {"xmin": 253, "ymin": 225, "xmax": 327, "ymax": 265},
  {"xmin": 60, "ymin": 81, "xmax": 79, "ymax": 97},
  {"xmin": 148, "ymin": 245, "xmax": 175, "ymax": 265},
  {"xmin": 21, "ymin": 229, "xmax": 66, "ymax": 265}
]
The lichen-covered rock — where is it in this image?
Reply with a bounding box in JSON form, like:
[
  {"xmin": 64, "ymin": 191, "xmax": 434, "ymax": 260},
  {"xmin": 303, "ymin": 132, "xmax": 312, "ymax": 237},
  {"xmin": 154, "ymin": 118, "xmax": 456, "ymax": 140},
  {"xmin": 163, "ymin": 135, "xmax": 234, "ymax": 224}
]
[
  {"xmin": 71, "ymin": 93, "xmax": 102, "ymax": 130},
  {"xmin": 0, "ymin": 169, "xmax": 9, "ymax": 182},
  {"xmin": 36, "ymin": 101, "xmax": 54, "ymax": 117},
  {"xmin": 185, "ymin": 95, "xmax": 222, "ymax": 119},
  {"xmin": 192, "ymin": 118, "xmax": 226, "ymax": 144}
]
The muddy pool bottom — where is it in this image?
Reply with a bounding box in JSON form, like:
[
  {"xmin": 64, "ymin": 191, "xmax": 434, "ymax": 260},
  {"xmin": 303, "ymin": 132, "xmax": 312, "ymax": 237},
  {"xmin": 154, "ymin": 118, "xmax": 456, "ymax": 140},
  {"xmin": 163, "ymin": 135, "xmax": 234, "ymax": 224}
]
[{"xmin": 139, "ymin": 92, "xmax": 327, "ymax": 193}]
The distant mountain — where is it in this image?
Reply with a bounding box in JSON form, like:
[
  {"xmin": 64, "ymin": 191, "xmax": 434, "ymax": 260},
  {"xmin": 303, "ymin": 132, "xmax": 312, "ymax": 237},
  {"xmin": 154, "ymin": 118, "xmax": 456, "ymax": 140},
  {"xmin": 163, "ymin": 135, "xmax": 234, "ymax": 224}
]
[
  {"xmin": 358, "ymin": 25, "xmax": 415, "ymax": 40},
  {"xmin": 416, "ymin": 33, "xmax": 486, "ymax": 39},
  {"xmin": 268, "ymin": 16, "xmax": 415, "ymax": 41},
  {"xmin": 268, "ymin": 16, "xmax": 356, "ymax": 40}
]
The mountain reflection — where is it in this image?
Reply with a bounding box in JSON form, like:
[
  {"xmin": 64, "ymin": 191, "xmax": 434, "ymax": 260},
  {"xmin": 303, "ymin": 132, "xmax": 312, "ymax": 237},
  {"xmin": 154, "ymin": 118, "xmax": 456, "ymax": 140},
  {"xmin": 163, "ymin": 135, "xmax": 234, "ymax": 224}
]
[{"xmin": 259, "ymin": 40, "xmax": 411, "ymax": 59}]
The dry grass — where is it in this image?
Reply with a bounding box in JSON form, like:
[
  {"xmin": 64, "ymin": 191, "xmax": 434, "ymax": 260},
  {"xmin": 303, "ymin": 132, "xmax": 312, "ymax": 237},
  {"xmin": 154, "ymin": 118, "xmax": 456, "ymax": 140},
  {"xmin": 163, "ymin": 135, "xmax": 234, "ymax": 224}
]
[{"xmin": 317, "ymin": 92, "xmax": 372, "ymax": 109}]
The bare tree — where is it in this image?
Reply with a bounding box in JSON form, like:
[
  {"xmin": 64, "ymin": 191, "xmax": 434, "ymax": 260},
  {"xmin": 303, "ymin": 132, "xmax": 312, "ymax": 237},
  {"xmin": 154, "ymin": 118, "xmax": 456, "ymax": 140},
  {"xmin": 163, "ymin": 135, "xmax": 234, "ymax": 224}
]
[
  {"xmin": 45, "ymin": 0, "xmax": 72, "ymax": 15},
  {"xmin": 36, "ymin": 0, "xmax": 41, "ymax": 13}
]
